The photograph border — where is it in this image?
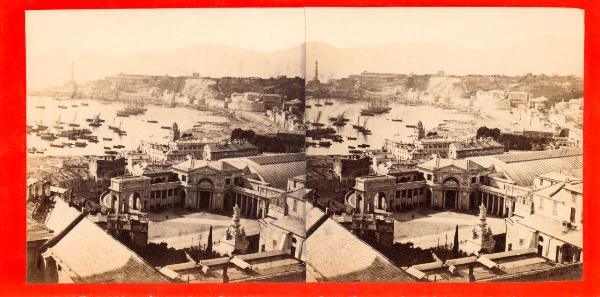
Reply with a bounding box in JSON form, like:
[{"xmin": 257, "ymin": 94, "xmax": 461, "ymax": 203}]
[{"xmin": 1, "ymin": 0, "xmax": 598, "ymax": 296}]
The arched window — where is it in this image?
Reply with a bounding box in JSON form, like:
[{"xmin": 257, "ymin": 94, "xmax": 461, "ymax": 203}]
[{"xmin": 538, "ymin": 236, "xmax": 544, "ymax": 242}]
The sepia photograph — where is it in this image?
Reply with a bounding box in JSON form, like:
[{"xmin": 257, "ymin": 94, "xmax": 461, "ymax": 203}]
[
  {"xmin": 303, "ymin": 7, "xmax": 584, "ymax": 282},
  {"xmin": 24, "ymin": 6, "xmax": 584, "ymax": 285},
  {"xmin": 26, "ymin": 8, "xmax": 307, "ymax": 283}
]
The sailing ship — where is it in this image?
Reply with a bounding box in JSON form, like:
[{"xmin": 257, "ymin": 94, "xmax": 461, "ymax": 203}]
[
  {"xmin": 88, "ymin": 113, "xmax": 102, "ymax": 127},
  {"xmin": 310, "ymin": 111, "xmax": 325, "ymax": 128},
  {"xmin": 68, "ymin": 112, "xmax": 80, "ymax": 127},
  {"xmin": 360, "ymin": 98, "xmax": 391, "ymax": 115}
]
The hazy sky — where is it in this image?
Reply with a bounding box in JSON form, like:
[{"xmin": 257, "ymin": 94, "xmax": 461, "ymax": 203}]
[
  {"xmin": 26, "ymin": 8, "xmax": 306, "ymax": 57},
  {"xmin": 26, "ymin": 7, "xmax": 584, "ymax": 80},
  {"xmin": 306, "ymin": 7, "xmax": 584, "ymax": 50}
]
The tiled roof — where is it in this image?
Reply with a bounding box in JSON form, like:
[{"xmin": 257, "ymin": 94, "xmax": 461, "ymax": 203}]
[
  {"xmin": 518, "ymin": 214, "xmax": 582, "ymax": 248},
  {"xmin": 206, "ymin": 142, "xmax": 257, "ymax": 153},
  {"xmin": 224, "ymin": 154, "xmax": 306, "ymax": 190},
  {"xmin": 27, "ymin": 205, "xmax": 53, "ymax": 242},
  {"xmin": 305, "ymin": 205, "xmax": 413, "ymax": 282},
  {"xmin": 468, "ymin": 149, "xmax": 583, "ymax": 187},
  {"xmin": 44, "ymin": 200, "xmax": 169, "ymax": 283},
  {"xmin": 452, "ymin": 139, "xmax": 504, "ymax": 151}
]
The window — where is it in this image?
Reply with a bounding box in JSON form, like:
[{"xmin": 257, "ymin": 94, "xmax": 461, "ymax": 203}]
[
  {"xmin": 182, "ymin": 175, "xmax": 187, "ymax": 182},
  {"xmin": 571, "ymin": 192, "xmax": 578, "ymax": 203},
  {"xmin": 401, "ymin": 190, "xmax": 407, "ymax": 197},
  {"xmin": 519, "ymin": 239, "xmax": 524, "ymax": 246},
  {"xmin": 225, "ymin": 178, "xmax": 231, "ymax": 185},
  {"xmin": 471, "ymin": 177, "xmax": 477, "ymax": 184},
  {"xmin": 272, "ymin": 239, "xmax": 278, "ymax": 248},
  {"xmin": 479, "ymin": 176, "xmax": 485, "ymax": 183},
  {"xmin": 396, "ymin": 191, "xmax": 401, "ymax": 199},
  {"xmin": 508, "ymin": 243, "xmax": 512, "ymax": 251},
  {"xmin": 261, "ymin": 244, "xmax": 266, "ymax": 252},
  {"xmin": 293, "ymin": 199, "xmax": 297, "ymax": 211},
  {"xmin": 427, "ymin": 174, "xmax": 432, "ymax": 181}
]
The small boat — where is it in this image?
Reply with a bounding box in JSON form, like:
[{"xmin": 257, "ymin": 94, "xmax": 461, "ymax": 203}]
[
  {"xmin": 75, "ymin": 142, "xmax": 87, "ymax": 147},
  {"xmin": 103, "ymin": 137, "xmax": 112, "ymax": 141},
  {"xmin": 39, "ymin": 132, "xmax": 56, "ymax": 141},
  {"xmin": 86, "ymin": 118, "xmax": 93, "ymax": 122},
  {"xmin": 314, "ymin": 99, "xmax": 323, "ymax": 107},
  {"xmin": 348, "ymin": 145, "xmax": 356, "ymax": 149},
  {"xmin": 305, "ymin": 105, "xmax": 311, "ymax": 109},
  {"xmin": 391, "ymin": 119, "xmax": 403, "ymax": 122},
  {"xmin": 306, "ymin": 141, "xmax": 318, "ymax": 146},
  {"xmin": 349, "ymin": 149, "xmax": 362, "ymax": 154},
  {"xmin": 27, "ymin": 147, "xmax": 37, "ymax": 154},
  {"xmin": 324, "ymin": 100, "xmax": 333, "ymax": 105},
  {"xmin": 58, "ymin": 106, "xmax": 68, "ymax": 109},
  {"xmin": 347, "ymin": 136, "xmax": 357, "ymax": 140},
  {"xmin": 49, "ymin": 142, "xmax": 65, "ymax": 148},
  {"xmin": 147, "ymin": 120, "xmax": 158, "ymax": 123},
  {"xmin": 116, "ymin": 112, "xmax": 130, "ymax": 117},
  {"xmin": 116, "ymin": 130, "xmax": 127, "ymax": 136},
  {"xmin": 81, "ymin": 103, "xmax": 89, "ymax": 106},
  {"xmin": 406, "ymin": 125, "xmax": 417, "ymax": 128},
  {"xmin": 71, "ymin": 105, "xmax": 78, "ymax": 107},
  {"xmin": 88, "ymin": 138, "xmax": 99, "ymax": 143},
  {"xmin": 103, "ymin": 146, "xmax": 111, "ymax": 150},
  {"xmin": 360, "ymin": 110, "xmax": 374, "ymax": 116},
  {"xmin": 113, "ymin": 144, "xmax": 125, "ymax": 149},
  {"xmin": 318, "ymin": 141, "xmax": 332, "ymax": 147},
  {"xmin": 161, "ymin": 126, "xmax": 171, "ymax": 129},
  {"xmin": 35, "ymin": 106, "xmax": 45, "ymax": 109},
  {"xmin": 358, "ymin": 144, "xmax": 370, "ymax": 148},
  {"xmin": 105, "ymin": 150, "xmax": 118, "ymax": 155}
]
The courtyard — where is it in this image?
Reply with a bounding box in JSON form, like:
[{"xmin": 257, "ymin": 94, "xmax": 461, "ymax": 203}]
[
  {"xmin": 391, "ymin": 208, "xmax": 506, "ymax": 249},
  {"xmin": 147, "ymin": 210, "xmax": 260, "ymax": 250}
]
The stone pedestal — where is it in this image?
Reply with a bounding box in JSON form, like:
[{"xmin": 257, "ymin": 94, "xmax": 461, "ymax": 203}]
[
  {"xmin": 217, "ymin": 204, "xmax": 249, "ymax": 256},
  {"xmin": 465, "ymin": 203, "xmax": 496, "ymax": 255}
]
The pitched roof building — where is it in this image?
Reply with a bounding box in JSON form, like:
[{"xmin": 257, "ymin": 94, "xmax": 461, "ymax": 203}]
[{"xmin": 32, "ymin": 199, "xmax": 169, "ymax": 283}]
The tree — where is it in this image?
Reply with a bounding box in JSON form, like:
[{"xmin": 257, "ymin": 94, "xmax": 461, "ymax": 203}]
[
  {"xmin": 452, "ymin": 225, "xmax": 459, "ymax": 257},
  {"xmin": 206, "ymin": 226, "xmax": 213, "ymax": 255}
]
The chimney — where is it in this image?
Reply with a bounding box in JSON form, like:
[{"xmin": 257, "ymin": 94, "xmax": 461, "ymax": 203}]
[{"xmin": 468, "ymin": 264, "xmax": 475, "ymax": 282}]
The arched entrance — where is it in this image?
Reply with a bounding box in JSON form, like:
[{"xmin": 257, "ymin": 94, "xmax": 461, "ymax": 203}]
[
  {"xmin": 199, "ymin": 191, "xmax": 211, "ymax": 210},
  {"xmin": 196, "ymin": 178, "xmax": 214, "ymax": 210},
  {"xmin": 129, "ymin": 192, "xmax": 142, "ymax": 211},
  {"xmin": 110, "ymin": 195, "xmax": 118, "ymax": 212},
  {"xmin": 560, "ymin": 244, "xmax": 575, "ymax": 263},
  {"xmin": 375, "ymin": 192, "xmax": 386, "ymax": 210},
  {"xmin": 443, "ymin": 177, "xmax": 460, "ymax": 209},
  {"xmin": 356, "ymin": 194, "xmax": 363, "ymax": 213}
]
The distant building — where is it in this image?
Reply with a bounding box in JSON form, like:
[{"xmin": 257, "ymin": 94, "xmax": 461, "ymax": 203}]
[
  {"xmin": 448, "ymin": 138, "xmax": 505, "ymax": 159},
  {"xmin": 203, "ymin": 142, "xmax": 259, "ymax": 161}
]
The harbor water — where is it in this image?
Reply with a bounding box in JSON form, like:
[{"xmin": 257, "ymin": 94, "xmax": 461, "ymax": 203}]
[{"xmin": 27, "ymin": 96, "xmax": 228, "ymax": 156}]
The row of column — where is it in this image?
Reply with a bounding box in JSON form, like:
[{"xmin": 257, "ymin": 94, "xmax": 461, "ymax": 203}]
[
  {"xmin": 395, "ymin": 188, "xmax": 422, "ymax": 208},
  {"xmin": 234, "ymin": 192, "xmax": 262, "ymax": 218},
  {"xmin": 480, "ymin": 192, "xmax": 508, "ymax": 217}
]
